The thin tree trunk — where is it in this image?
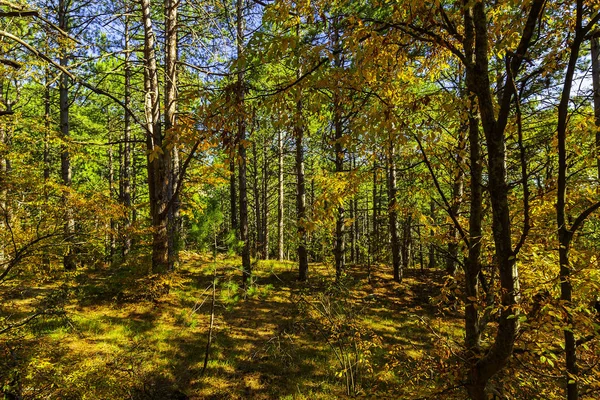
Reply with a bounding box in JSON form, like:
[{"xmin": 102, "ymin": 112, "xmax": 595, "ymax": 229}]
[
  {"xmin": 262, "ymin": 135, "xmax": 269, "ymax": 259},
  {"xmin": 107, "ymin": 112, "xmax": 116, "ymax": 262},
  {"xmin": 428, "ymin": 201, "xmax": 435, "ymax": 269},
  {"xmin": 556, "ymin": 4, "xmax": 588, "ymax": 398},
  {"xmin": 252, "ymin": 141, "xmax": 261, "ymax": 258},
  {"xmin": 230, "ymin": 156, "xmax": 238, "ymax": 238},
  {"xmin": 372, "ymin": 162, "xmax": 378, "ymax": 264},
  {"xmin": 446, "ymin": 126, "xmax": 466, "ymax": 276},
  {"xmin": 42, "ymin": 67, "xmax": 51, "ymax": 269},
  {"xmin": 165, "ymin": 0, "xmax": 179, "ymax": 270},
  {"xmin": 58, "ymin": 0, "xmax": 75, "ymax": 271},
  {"xmin": 387, "ymin": 141, "xmax": 401, "ymax": 282},
  {"xmin": 592, "ymin": 34, "xmax": 600, "ymax": 180},
  {"xmin": 236, "ymin": 0, "xmax": 251, "ymax": 286},
  {"xmin": 277, "ymin": 129, "xmax": 284, "ymax": 261},
  {"xmin": 333, "ymin": 25, "xmax": 345, "ymax": 281},
  {"xmin": 296, "ymin": 100, "xmax": 308, "ymax": 281},
  {"xmin": 121, "ymin": 12, "xmax": 132, "ymax": 257}
]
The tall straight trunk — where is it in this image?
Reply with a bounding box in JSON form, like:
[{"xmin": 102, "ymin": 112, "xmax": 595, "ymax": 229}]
[
  {"xmin": 428, "ymin": 201, "xmax": 436, "ymax": 269},
  {"xmin": 141, "ymin": 0, "xmax": 170, "ymax": 273},
  {"xmin": 262, "ymin": 135, "xmax": 269, "ymax": 259},
  {"xmin": 465, "ymin": 98, "xmax": 483, "ymax": 351},
  {"xmin": 58, "ymin": 0, "xmax": 75, "ymax": 271},
  {"xmin": 121, "ymin": 13, "xmax": 132, "ymax": 257},
  {"xmin": 230, "ymin": 156, "xmax": 238, "ymax": 237},
  {"xmin": 351, "ymin": 155, "xmax": 358, "ymax": 264},
  {"xmin": 401, "ymin": 216, "xmax": 412, "ymax": 270},
  {"xmin": 165, "ymin": 0, "xmax": 179, "ymax": 268},
  {"xmin": 252, "ymin": 141, "xmax": 262, "ymax": 258},
  {"xmin": 277, "ymin": 129, "xmax": 284, "ymax": 260},
  {"xmin": 236, "ymin": 0, "xmax": 251, "ymax": 286},
  {"xmin": 592, "ymin": 34, "xmax": 600, "ymax": 179},
  {"xmin": 107, "ymin": 113, "xmax": 116, "ymax": 262},
  {"xmin": 42, "ymin": 67, "xmax": 51, "ymax": 269},
  {"xmin": 296, "ymin": 100, "xmax": 308, "ymax": 281},
  {"xmin": 446, "ymin": 127, "xmax": 466, "ymax": 276},
  {"xmin": 332, "ymin": 25, "xmax": 345, "ymax": 281},
  {"xmin": 371, "ymin": 162, "xmax": 378, "ymax": 263},
  {"xmin": 462, "ymin": 1, "xmax": 545, "ymax": 397},
  {"xmin": 387, "ymin": 142, "xmax": 401, "ymax": 282}
]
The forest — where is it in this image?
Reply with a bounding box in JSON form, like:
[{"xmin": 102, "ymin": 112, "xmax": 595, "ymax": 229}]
[{"xmin": 1, "ymin": 0, "xmax": 600, "ymax": 398}]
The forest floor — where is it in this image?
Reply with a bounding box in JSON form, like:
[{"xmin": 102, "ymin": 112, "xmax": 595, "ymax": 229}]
[{"xmin": 0, "ymin": 253, "xmax": 464, "ymax": 399}]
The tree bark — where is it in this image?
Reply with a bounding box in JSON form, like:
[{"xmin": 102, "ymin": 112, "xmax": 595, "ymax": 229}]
[
  {"xmin": 277, "ymin": 129, "xmax": 284, "ymax": 261},
  {"xmin": 121, "ymin": 12, "xmax": 132, "ymax": 257},
  {"xmin": 229, "ymin": 155, "xmax": 238, "ymax": 238},
  {"xmin": 592, "ymin": 34, "xmax": 600, "ymax": 180},
  {"xmin": 465, "ymin": 96, "xmax": 483, "ymax": 352},
  {"xmin": 446, "ymin": 124, "xmax": 466, "ymax": 276},
  {"xmin": 236, "ymin": 0, "xmax": 251, "ymax": 286},
  {"xmin": 387, "ymin": 141, "xmax": 401, "ymax": 282},
  {"xmin": 262, "ymin": 135, "xmax": 269, "ymax": 259},
  {"xmin": 333, "ymin": 24, "xmax": 345, "ymax": 281},
  {"xmin": 296, "ymin": 100, "xmax": 308, "ymax": 281},
  {"xmin": 461, "ymin": 1, "xmax": 545, "ymax": 396},
  {"xmin": 58, "ymin": 0, "xmax": 76, "ymax": 271},
  {"xmin": 165, "ymin": 0, "xmax": 180, "ymax": 270},
  {"xmin": 252, "ymin": 141, "xmax": 262, "ymax": 258},
  {"xmin": 141, "ymin": 0, "xmax": 170, "ymax": 273}
]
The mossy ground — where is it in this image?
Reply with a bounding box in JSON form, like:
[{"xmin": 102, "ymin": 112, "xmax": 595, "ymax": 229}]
[{"xmin": 0, "ymin": 253, "xmax": 462, "ymax": 399}]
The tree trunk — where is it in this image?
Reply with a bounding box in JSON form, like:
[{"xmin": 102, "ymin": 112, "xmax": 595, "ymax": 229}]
[
  {"xmin": 465, "ymin": 96, "xmax": 483, "ymax": 352},
  {"xmin": 58, "ymin": 0, "xmax": 76, "ymax": 271},
  {"xmin": 371, "ymin": 162, "xmax": 379, "ymax": 264},
  {"xmin": 333, "ymin": 24, "xmax": 345, "ymax": 281},
  {"xmin": 121, "ymin": 12, "xmax": 132, "ymax": 257},
  {"xmin": 428, "ymin": 201, "xmax": 435, "ymax": 269},
  {"xmin": 141, "ymin": 0, "xmax": 170, "ymax": 273},
  {"xmin": 277, "ymin": 129, "xmax": 284, "ymax": 261},
  {"xmin": 252, "ymin": 141, "xmax": 261, "ymax": 258},
  {"xmin": 462, "ymin": 1, "xmax": 545, "ymax": 395},
  {"xmin": 42, "ymin": 67, "xmax": 51, "ymax": 269},
  {"xmin": 262, "ymin": 135, "xmax": 269, "ymax": 259},
  {"xmin": 229, "ymin": 156, "xmax": 238, "ymax": 238},
  {"xmin": 236, "ymin": 0, "xmax": 251, "ymax": 286},
  {"xmin": 296, "ymin": 100, "xmax": 308, "ymax": 281},
  {"xmin": 165, "ymin": 0, "xmax": 180, "ymax": 270},
  {"xmin": 107, "ymin": 113, "xmax": 116, "ymax": 262},
  {"xmin": 446, "ymin": 126, "xmax": 466, "ymax": 276},
  {"xmin": 556, "ymin": 4, "xmax": 587, "ymax": 398},
  {"xmin": 387, "ymin": 142, "xmax": 401, "ymax": 282},
  {"xmin": 592, "ymin": 34, "xmax": 600, "ymax": 180}
]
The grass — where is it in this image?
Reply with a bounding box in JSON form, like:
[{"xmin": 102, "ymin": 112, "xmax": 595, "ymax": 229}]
[{"xmin": 0, "ymin": 252, "xmax": 463, "ymax": 399}]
